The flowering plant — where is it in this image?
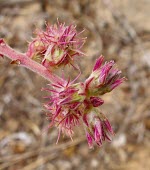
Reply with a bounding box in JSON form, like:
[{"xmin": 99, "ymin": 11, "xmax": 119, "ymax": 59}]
[{"xmin": 0, "ymin": 21, "xmax": 125, "ymax": 148}]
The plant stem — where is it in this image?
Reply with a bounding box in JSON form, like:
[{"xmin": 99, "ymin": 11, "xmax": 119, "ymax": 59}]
[{"xmin": 0, "ymin": 39, "xmax": 64, "ymax": 84}]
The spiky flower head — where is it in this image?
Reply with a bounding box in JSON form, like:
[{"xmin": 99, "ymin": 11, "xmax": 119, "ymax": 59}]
[
  {"xmin": 44, "ymin": 55, "xmax": 125, "ymax": 148},
  {"xmin": 84, "ymin": 55, "xmax": 125, "ymax": 96},
  {"xmin": 26, "ymin": 21, "xmax": 86, "ymax": 69}
]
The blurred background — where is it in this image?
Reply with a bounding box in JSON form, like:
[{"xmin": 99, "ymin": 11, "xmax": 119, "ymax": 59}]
[{"xmin": 0, "ymin": 0, "xmax": 150, "ymax": 170}]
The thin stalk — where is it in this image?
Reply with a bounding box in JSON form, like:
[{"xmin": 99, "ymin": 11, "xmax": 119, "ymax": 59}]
[{"xmin": 0, "ymin": 39, "xmax": 64, "ymax": 84}]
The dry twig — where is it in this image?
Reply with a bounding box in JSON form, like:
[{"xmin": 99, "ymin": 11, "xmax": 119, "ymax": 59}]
[{"xmin": 0, "ymin": 137, "xmax": 85, "ymax": 169}]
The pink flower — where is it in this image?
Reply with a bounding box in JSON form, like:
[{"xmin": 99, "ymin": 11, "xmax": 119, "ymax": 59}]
[
  {"xmin": 26, "ymin": 21, "xmax": 86, "ymax": 69},
  {"xmin": 43, "ymin": 79, "xmax": 85, "ymax": 141},
  {"xmin": 85, "ymin": 55, "xmax": 125, "ymax": 96},
  {"xmin": 83, "ymin": 114, "xmax": 114, "ymax": 148}
]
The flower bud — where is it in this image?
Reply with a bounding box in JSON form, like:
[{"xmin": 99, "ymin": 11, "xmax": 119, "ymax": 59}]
[
  {"xmin": 90, "ymin": 97, "xmax": 104, "ymax": 107},
  {"xmin": 26, "ymin": 39, "xmax": 46, "ymax": 60},
  {"xmin": 85, "ymin": 55, "xmax": 125, "ymax": 96},
  {"xmin": 86, "ymin": 132, "xmax": 93, "ymax": 148}
]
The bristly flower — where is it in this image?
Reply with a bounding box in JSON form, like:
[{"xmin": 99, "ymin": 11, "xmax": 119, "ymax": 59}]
[
  {"xmin": 84, "ymin": 55, "xmax": 125, "ymax": 96},
  {"xmin": 43, "ymin": 79, "xmax": 85, "ymax": 142},
  {"xmin": 44, "ymin": 56, "xmax": 125, "ymax": 148},
  {"xmin": 26, "ymin": 21, "xmax": 86, "ymax": 69},
  {"xmin": 83, "ymin": 112, "xmax": 114, "ymax": 148}
]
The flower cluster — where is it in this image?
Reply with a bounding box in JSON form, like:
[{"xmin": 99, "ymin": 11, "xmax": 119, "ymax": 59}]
[
  {"xmin": 0, "ymin": 21, "xmax": 125, "ymax": 148},
  {"xmin": 44, "ymin": 56, "xmax": 125, "ymax": 148},
  {"xmin": 26, "ymin": 21, "xmax": 85, "ymax": 69}
]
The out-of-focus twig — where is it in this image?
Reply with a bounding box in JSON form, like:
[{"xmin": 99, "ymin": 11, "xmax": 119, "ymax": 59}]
[
  {"xmin": 102, "ymin": 0, "xmax": 147, "ymax": 55},
  {"xmin": 0, "ymin": 136, "xmax": 85, "ymax": 170},
  {"xmin": 22, "ymin": 153, "xmax": 57, "ymax": 170},
  {"xmin": 40, "ymin": 0, "xmax": 48, "ymax": 12},
  {"xmin": 102, "ymin": 0, "xmax": 137, "ymax": 42},
  {"xmin": 0, "ymin": 0, "xmax": 38, "ymax": 7},
  {"xmin": 36, "ymin": 120, "xmax": 48, "ymax": 170}
]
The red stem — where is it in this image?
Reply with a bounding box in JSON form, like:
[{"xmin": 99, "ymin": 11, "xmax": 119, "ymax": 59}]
[{"xmin": 0, "ymin": 39, "xmax": 64, "ymax": 84}]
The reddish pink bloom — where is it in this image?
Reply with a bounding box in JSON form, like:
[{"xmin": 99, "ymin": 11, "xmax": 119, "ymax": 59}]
[
  {"xmin": 83, "ymin": 114, "xmax": 114, "ymax": 148},
  {"xmin": 44, "ymin": 79, "xmax": 84, "ymax": 140},
  {"xmin": 26, "ymin": 21, "xmax": 86, "ymax": 69},
  {"xmin": 85, "ymin": 55, "xmax": 125, "ymax": 96}
]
